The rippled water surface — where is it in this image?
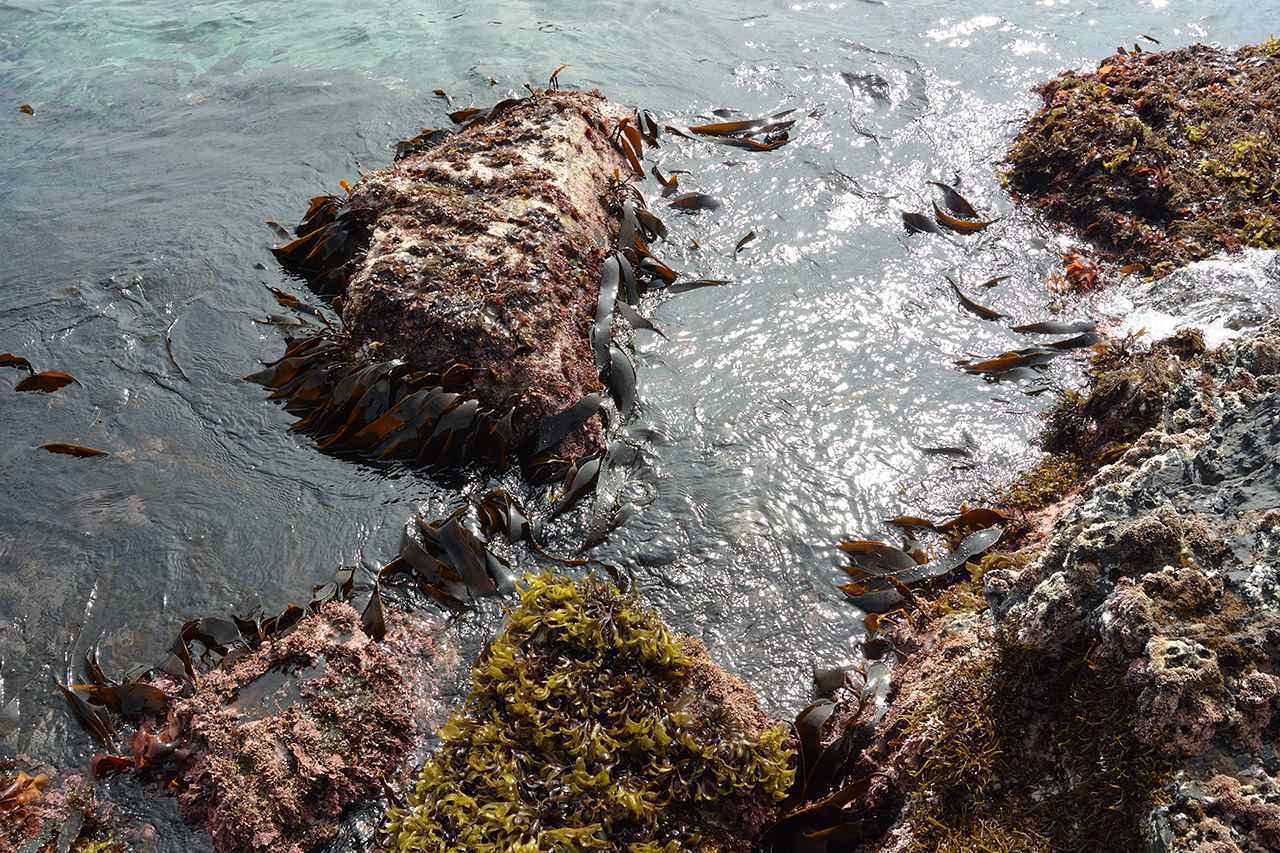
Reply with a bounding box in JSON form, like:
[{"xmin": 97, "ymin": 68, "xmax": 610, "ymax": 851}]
[{"xmin": 1, "ymin": 0, "xmax": 1274, "ymax": 846}]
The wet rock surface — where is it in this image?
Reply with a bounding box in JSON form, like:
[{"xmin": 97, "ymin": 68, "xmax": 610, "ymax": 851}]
[{"xmin": 794, "ymin": 324, "xmax": 1280, "ymax": 852}]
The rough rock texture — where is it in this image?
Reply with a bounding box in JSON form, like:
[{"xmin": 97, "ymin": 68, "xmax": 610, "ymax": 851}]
[
  {"xmin": 340, "ymin": 91, "xmax": 630, "ymax": 452},
  {"xmin": 806, "ymin": 326, "xmax": 1280, "ymax": 852},
  {"xmin": 167, "ymin": 603, "xmax": 456, "ymax": 853},
  {"xmin": 1006, "ymin": 40, "xmax": 1280, "ymax": 275}
]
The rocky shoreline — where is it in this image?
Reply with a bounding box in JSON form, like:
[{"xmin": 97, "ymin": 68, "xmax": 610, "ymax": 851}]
[{"xmin": 7, "ymin": 42, "xmax": 1279, "ymax": 853}]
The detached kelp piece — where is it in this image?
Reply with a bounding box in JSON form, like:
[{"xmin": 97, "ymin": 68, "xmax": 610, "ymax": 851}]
[
  {"xmin": 379, "ymin": 574, "xmax": 794, "ymax": 852},
  {"xmin": 1006, "ymin": 40, "xmax": 1280, "ymax": 274},
  {"xmin": 838, "ymin": 510, "xmax": 1005, "ymax": 613}
]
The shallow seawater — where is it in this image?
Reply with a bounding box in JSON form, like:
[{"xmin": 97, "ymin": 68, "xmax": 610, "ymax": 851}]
[{"xmin": 0, "ymin": 0, "xmax": 1273, "ymax": 847}]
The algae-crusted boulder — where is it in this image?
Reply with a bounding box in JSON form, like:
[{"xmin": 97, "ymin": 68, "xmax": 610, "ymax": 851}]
[
  {"xmin": 260, "ymin": 89, "xmax": 633, "ymax": 464},
  {"xmin": 380, "ymin": 574, "xmax": 795, "ymax": 852},
  {"xmin": 1006, "ymin": 39, "xmax": 1280, "ymax": 274}
]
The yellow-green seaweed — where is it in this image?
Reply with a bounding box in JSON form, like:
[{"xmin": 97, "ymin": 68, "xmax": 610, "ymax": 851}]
[{"xmin": 380, "ymin": 574, "xmax": 794, "ymax": 852}]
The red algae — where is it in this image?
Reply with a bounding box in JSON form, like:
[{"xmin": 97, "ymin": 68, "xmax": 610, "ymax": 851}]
[
  {"xmin": 160, "ymin": 603, "xmax": 456, "ymax": 853},
  {"xmin": 336, "ymin": 91, "xmax": 631, "ymax": 457}
]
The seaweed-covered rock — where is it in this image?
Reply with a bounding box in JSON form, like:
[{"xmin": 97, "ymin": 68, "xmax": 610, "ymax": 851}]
[
  {"xmin": 1006, "ymin": 40, "xmax": 1280, "ymax": 275},
  {"xmin": 266, "ymin": 90, "xmax": 633, "ymax": 461},
  {"xmin": 380, "ymin": 574, "xmax": 794, "ymax": 852},
  {"xmin": 168, "ymin": 602, "xmax": 456, "ymax": 853},
  {"xmin": 793, "ymin": 325, "xmax": 1280, "ymax": 852}
]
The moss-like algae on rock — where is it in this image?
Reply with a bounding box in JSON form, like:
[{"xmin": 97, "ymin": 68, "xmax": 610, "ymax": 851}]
[
  {"xmin": 380, "ymin": 574, "xmax": 794, "ymax": 852},
  {"xmin": 1006, "ymin": 41, "xmax": 1280, "ymax": 274}
]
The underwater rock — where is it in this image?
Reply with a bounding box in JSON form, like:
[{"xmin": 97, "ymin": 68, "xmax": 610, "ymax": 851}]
[
  {"xmin": 266, "ymin": 89, "xmax": 634, "ymax": 464},
  {"xmin": 1006, "ymin": 40, "xmax": 1280, "ymax": 275},
  {"xmin": 164, "ymin": 602, "xmax": 457, "ymax": 853},
  {"xmin": 0, "ymin": 760, "xmax": 123, "ymax": 852},
  {"xmin": 782, "ymin": 323, "xmax": 1280, "ymax": 852},
  {"xmin": 379, "ymin": 574, "xmax": 794, "ymax": 852}
]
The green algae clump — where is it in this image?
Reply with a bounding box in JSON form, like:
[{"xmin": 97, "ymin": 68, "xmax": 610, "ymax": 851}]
[
  {"xmin": 1006, "ymin": 41, "xmax": 1280, "ymax": 273},
  {"xmin": 380, "ymin": 574, "xmax": 794, "ymax": 852}
]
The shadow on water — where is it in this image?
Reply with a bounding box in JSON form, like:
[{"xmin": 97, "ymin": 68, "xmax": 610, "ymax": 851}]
[{"xmin": 0, "ymin": 0, "xmax": 1271, "ymax": 848}]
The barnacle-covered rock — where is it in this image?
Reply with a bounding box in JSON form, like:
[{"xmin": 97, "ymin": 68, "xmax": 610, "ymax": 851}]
[
  {"xmin": 168, "ymin": 602, "xmax": 457, "ymax": 853},
  {"xmin": 265, "ymin": 89, "xmax": 633, "ymax": 463},
  {"xmin": 785, "ymin": 324, "xmax": 1280, "ymax": 852},
  {"xmin": 380, "ymin": 574, "xmax": 795, "ymax": 852}
]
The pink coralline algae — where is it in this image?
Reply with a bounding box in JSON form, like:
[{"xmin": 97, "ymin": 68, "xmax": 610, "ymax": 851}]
[
  {"xmin": 165, "ymin": 603, "xmax": 456, "ymax": 853},
  {"xmin": 338, "ymin": 91, "xmax": 631, "ymax": 457}
]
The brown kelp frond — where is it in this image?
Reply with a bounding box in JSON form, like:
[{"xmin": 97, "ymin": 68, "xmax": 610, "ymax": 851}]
[
  {"xmin": 765, "ymin": 660, "xmax": 891, "ymax": 850},
  {"xmin": 272, "ymin": 197, "xmax": 375, "ymax": 295},
  {"xmin": 837, "ymin": 509, "xmax": 1006, "ymax": 613},
  {"xmin": 686, "ymin": 112, "xmax": 797, "ymax": 151},
  {"xmin": 381, "ymin": 508, "xmax": 515, "ymax": 606},
  {"xmin": 245, "ymin": 331, "xmax": 516, "ymax": 470}
]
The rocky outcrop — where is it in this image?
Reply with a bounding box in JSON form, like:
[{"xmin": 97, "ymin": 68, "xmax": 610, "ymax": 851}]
[
  {"xmin": 1006, "ymin": 40, "xmax": 1280, "ymax": 275},
  {"xmin": 106, "ymin": 603, "xmax": 458, "ymax": 853},
  {"xmin": 255, "ymin": 89, "xmax": 641, "ymax": 468},
  {"xmin": 782, "ymin": 324, "xmax": 1280, "ymax": 853},
  {"xmin": 773, "ymin": 39, "xmax": 1280, "ymax": 853},
  {"xmin": 379, "ymin": 574, "xmax": 794, "ymax": 852}
]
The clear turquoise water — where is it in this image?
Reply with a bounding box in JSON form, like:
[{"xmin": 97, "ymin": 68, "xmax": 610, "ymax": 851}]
[{"xmin": 1, "ymin": 1, "xmax": 1273, "ymax": 846}]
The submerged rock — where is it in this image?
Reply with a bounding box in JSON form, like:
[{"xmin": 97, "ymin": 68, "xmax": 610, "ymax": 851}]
[
  {"xmin": 379, "ymin": 574, "xmax": 794, "ymax": 852},
  {"xmin": 164, "ymin": 603, "xmax": 456, "ymax": 853}
]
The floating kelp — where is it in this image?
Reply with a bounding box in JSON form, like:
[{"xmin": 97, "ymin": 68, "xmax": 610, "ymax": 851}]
[
  {"xmin": 687, "ymin": 113, "xmax": 795, "ymax": 151},
  {"xmin": 377, "ymin": 574, "xmax": 793, "ymax": 852},
  {"xmin": 947, "ymin": 275, "xmax": 1004, "ymax": 321},
  {"xmin": 0, "ymin": 353, "xmax": 34, "ymax": 374},
  {"xmin": 958, "ymin": 347, "xmax": 1057, "ymax": 379},
  {"xmin": 14, "ymin": 370, "xmax": 79, "ymax": 393},
  {"xmin": 932, "ymin": 201, "xmax": 997, "ymax": 234},
  {"xmin": 901, "ymin": 210, "xmax": 941, "ymax": 235},
  {"xmin": 1006, "ymin": 41, "xmax": 1280, "ymax": 274},
  {"xmin": 927, "ymin": 180, "xmax": 979, "ymax": 219},
  {"xmin": 1011, "ymin": 319, "xmax": 1097, "ymax": 335},
  {"xmin": 39, "ymin": 442, "xmax": 108, "ymax": 458},
  {"xmin": 669, "ymin": 192, "xmax": 722, "ymax": 212},
  {"xmin": 835, "ymin": 508, "xmax": 1006, "ymax": 614}
]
